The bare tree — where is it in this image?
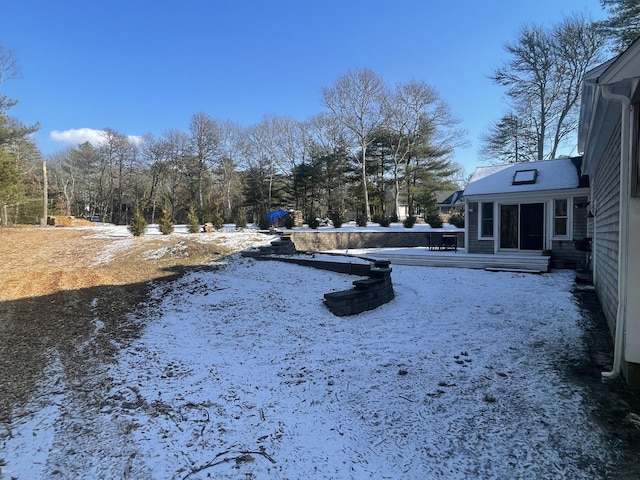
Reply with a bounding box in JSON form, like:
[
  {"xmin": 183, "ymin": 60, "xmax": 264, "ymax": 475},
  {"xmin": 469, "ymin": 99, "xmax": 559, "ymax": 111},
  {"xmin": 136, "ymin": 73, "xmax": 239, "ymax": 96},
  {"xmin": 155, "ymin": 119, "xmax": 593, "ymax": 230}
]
[
  {"xmin": 322, "ymin": 68, "xmax": 389, "ymax": 221},
  {"xmin": 487, "ymin": 14, "xmax": 604, "ymax": 161},
  {"xmin": 48, "ymin": 148, "xmax": 76, "ymax": 215},
  {"xmin": 216, "ymin": 120, "xmax": 245, "ymax": 219},
  {"xmin": 189, "ymin": 112, "xmax": 220, "ymax": 221},
  {"xmin": 0, "ymin": 45, "xmax": 19, "ymax": 87},
  {"xmin": 243, "ymin": 115, "xmax": 294, "ymax": 214},
  {"xmin": 161, "ymin": 129, "xmax": 191, "ymax": 222},
  {"xmin": 385, "ymin": 79, "xmax": 464, "ymax": 217},
  {"xmin": 99, "ymin": 129, "xmax": 138, "ymax": 224}
]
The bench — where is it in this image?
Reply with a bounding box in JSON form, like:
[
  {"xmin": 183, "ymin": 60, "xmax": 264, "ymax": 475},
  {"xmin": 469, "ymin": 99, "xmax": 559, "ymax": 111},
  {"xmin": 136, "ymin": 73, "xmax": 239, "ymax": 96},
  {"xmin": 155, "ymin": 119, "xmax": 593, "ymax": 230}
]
[{"xmin": 426, "ymin": 233, "xmax": 458, "ymax": 252}]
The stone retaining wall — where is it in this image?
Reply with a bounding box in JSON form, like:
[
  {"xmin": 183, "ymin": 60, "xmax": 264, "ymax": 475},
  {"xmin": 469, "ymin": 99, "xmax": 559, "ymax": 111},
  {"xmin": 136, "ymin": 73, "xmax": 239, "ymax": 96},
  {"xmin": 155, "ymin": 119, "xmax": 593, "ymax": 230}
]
[
  {"xmin": 323, "ymin": 260, "xmax": 394, "ymax": 316},
  {"xmin": 287, "ymin": 230, "xmax": 465, "ymax": 251}
]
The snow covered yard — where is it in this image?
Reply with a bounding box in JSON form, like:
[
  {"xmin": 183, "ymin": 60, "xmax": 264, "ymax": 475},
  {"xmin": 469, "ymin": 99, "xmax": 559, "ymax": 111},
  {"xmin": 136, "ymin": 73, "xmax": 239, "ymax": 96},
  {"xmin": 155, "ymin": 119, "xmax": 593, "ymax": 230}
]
[{"xmin": 0, "ymin": 240, "xmax": 631, "ymax": 479}]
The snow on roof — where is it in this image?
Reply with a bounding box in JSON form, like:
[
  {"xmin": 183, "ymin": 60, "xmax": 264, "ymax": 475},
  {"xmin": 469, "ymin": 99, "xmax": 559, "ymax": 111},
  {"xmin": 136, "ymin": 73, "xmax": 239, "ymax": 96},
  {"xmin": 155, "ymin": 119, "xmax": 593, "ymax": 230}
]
[{"xmin": 463, "ymin": 158, "xmax": 583, "ymax": 197}]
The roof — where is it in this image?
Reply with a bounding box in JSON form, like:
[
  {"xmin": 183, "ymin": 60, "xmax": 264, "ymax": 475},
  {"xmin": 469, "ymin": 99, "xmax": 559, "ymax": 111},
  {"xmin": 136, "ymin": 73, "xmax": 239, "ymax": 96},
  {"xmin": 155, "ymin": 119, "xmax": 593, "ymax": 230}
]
[
  {"xmin": 463, "ymin": 158, "xmax": 586, "ymax": 197},
  {"xmin": 437, "ymin": 190, "xmax": 464, "ymax": 206},
  {"xmin": 578, "ymin": 37, "xmax": 640, "ymax": 175}
]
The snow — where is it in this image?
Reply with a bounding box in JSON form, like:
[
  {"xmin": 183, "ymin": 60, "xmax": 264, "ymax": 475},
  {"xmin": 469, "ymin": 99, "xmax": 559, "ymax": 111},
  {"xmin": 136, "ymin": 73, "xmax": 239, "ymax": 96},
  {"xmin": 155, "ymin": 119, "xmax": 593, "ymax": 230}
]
[
  {"xmin": 464, "ymin": 158, "xmax": 582, "ymax": 196},
  {"xmin": 0, "ymin": 226, "xmax": 621, "ymax": 479}
]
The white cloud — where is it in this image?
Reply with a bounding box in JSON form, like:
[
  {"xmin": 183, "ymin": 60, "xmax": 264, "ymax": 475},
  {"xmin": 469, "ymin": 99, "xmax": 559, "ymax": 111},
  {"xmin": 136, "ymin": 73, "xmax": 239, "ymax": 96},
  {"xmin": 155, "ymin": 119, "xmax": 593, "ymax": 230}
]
[{"xmin": 50, "ymin": 128, "xmax": 143, "ymax": 147}]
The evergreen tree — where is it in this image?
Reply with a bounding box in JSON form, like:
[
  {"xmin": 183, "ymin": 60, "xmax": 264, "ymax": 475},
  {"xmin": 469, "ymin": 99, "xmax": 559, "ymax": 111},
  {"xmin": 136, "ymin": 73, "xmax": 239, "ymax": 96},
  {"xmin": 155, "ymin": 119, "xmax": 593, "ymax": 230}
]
[
  {"xmin": 128, "ymin": 207, "xmax": 147, "ymax": 236},
  {"xmin": 0, "ymin": 150, "xmax": 24, "ymax": 226},
  {"xmin": 186, "ymin": 205, "xmax": 200, "ymax": 233},
  {"xmin": 158, "ymin": 206, "xmax": 174, "ymax": 235},
  {"xmin": 424, "ymin": 195, "xmax": 443, "ymax": 228},
  {"xmin": 598, "ymin": 0, "xmax": 640, "ymax": 52}
]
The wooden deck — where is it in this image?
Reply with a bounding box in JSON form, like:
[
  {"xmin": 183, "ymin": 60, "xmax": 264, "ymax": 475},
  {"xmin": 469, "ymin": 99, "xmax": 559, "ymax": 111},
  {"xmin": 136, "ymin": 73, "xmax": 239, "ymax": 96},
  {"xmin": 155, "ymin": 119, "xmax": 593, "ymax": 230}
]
[{"xmin": 324, "ymin": 248, "xmax": 552, "ymax": 273}]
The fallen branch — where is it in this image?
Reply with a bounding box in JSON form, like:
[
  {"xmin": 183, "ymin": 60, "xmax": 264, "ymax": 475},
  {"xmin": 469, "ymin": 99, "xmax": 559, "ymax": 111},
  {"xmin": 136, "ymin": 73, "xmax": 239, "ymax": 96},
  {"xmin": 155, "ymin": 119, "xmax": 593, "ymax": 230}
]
[
  {"xmin": 181, "ymin": 449, "xmax": 276, "ymax": 479},
  {"xmin": 399, "ymin": 395, "xmax": 416, "ymax": 402}
]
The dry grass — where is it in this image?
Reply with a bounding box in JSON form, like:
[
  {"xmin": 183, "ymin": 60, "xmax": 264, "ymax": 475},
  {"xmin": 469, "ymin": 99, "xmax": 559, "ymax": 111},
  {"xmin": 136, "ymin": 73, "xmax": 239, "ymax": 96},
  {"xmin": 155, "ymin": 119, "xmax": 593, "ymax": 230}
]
[{"xmin": 0, "ymin": 225, "xmax": 235, "ymax": 423}]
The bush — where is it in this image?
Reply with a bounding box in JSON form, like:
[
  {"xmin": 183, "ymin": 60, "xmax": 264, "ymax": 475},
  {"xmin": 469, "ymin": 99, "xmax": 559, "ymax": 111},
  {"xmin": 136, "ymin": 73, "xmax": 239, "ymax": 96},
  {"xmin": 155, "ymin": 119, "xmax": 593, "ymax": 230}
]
[
  {"xmin": 128, "ymin": 207, "xmax": 147, "ymax": 236},
  {"xmin": 425, "ymin": 212, "xmax": 443, "ymax": 228},
  {"xmin": 330, "ymin": 211, "xmax": 346, "ymax": 229},
  {"xmin": 373, "ymin": 215, "xmax": 391, "ymax": 227},
  {"xmin": 356, "ymin": 213, "xmax": 368, "ymax": 227},
  {"xmin": 258, "ymin": 214, "xmax": 271, "ymax": 231},
  {"xmin": 306, "ymin": 216, "xmax": 320, "ymax": 229},
  {"xmin": 448, "ymin": 212, "xmax": 465, "ymax": 228},
  {"xmin": 234, "ymin": 209, "xmax": 247, "ymax": 229},
  {"xmin": 389, "ymin": 214, "xmax": 399, "ymax": 223},
  {"xmin": 209, "ymin": 208, "xmax": 224, "ymax": 230},
  {"xmin": 403, "ymin": 215, "xmax": 417, "ymax": 228},
  {"xmin": 158, "ymin": 207, "xmax": 174, "ymax": 235},
  {"xmin": 186, "ymin": 205, "xmax": 200, "ymax": 233},
  {"xmin": 284, "ymin": 214, "xmax": 295, "ymax": 229}
]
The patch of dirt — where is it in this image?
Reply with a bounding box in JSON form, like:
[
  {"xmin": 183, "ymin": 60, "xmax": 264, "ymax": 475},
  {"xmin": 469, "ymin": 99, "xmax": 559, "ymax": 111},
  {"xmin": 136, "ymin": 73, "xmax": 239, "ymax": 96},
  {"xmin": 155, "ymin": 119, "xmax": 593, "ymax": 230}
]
[
  {"xmin": 569, "ymin": 286, "xmax": 640, "ymax": 478},
  {"xmin": 0, "ymin": 226, "xmax": 235, "ymax": 424}
]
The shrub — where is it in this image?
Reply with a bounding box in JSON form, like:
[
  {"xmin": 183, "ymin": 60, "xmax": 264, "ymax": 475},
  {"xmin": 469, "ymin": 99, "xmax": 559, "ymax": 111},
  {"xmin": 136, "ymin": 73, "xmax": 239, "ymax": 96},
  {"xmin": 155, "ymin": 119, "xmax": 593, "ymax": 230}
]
[
  {"xmin": 209, "ymin": 208, "xmax": 224, "ymax": 230},
  {"xmin": 284, "ymin": 214, "xmax": 295, "ymax": 229},
  {"xmin": 258, "ymin": 214, "xmax": 271, "ymax": 231},
  {"xmin": 425, "ymin": 212, "xmax": 443, "ymax": 228},
  {"xmin": 186, "ymin": 205, "xmax": 200, "ymax": 233},
  {"xmin": 330, "ymin": 211, "xmax": 346, "ymax": 228},
  {"xmin": 356, "ymin": 213, "xmax": 368, "ymax": 227},
  {"xmin": 448, "ymin": 212, "xmax": 465, "ymax": 228},
  {"xmin": 403, "ymin": 215, "xmax": 417, "ymax": 228},
  {"xmin": 373, "ymin": 215, "xmax": 391, "ymax": 227},
  {"xmin": 306, "ymin": 215, "xmax": 320, "ymax": 229},
  {"xmin": 234, "ymin": 209, "xmax": 247, "ymax": 229},
  {"xmin": 128, "ymin": 207, "xmax": 147, "ymax": 236},
  {"xmin": 158, "ymin": 207, "xmax": 174, "ymax": 235},
  {"xmin": 389, "ymin": 214, "xmax": 399, "ymax": 223}
]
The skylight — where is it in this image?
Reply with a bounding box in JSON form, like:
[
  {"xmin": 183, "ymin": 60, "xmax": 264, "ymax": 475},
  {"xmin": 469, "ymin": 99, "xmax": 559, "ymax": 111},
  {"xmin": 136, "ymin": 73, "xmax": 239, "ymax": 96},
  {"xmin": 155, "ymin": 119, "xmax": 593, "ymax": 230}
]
[{"xmin": 512, "ymin": 169, "xmax": 538, "ymax": 185}]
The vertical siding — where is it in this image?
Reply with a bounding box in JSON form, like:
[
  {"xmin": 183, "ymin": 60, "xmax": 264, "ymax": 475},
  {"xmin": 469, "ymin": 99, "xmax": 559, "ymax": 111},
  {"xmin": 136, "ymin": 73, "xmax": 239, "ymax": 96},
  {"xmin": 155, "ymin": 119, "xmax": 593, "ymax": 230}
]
[{"xmin": 593, "ymin": 122, "xmax": 621, "ymax": 332}]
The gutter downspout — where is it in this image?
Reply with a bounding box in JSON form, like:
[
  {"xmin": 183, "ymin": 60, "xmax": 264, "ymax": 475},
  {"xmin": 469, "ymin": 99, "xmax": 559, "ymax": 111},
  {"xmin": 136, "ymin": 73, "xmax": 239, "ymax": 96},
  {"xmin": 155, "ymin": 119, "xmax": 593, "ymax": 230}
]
[{"xmin": 601, "ymin": 85, "xmax": 631, "ymax": 380}]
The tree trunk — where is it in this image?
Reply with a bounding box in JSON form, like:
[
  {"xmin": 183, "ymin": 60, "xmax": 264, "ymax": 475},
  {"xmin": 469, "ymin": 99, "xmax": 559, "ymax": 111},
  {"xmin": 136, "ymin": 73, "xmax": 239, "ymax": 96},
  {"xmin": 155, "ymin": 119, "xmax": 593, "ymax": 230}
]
[
  {"xmin": 361, "ymin": 152, "xmax": 370, "ymax": 221},
  {"xmin": 41, "ymin": 161, "xmax": 48, "ymax": 226}
]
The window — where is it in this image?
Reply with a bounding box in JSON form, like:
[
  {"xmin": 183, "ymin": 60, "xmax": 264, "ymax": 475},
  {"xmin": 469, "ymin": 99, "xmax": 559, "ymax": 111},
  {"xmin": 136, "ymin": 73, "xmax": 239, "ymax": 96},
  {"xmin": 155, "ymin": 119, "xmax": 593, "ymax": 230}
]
[
  {"xmin": 480, "ymin": 202, "xmax": 494, "ymax": 238},
  {"xmin": 513, "ymin": 169, "xmax": 538, "ymax": 185},
  {"xmin": 554, "ymin": 199, "xmax": 568, "ymax": 236}
]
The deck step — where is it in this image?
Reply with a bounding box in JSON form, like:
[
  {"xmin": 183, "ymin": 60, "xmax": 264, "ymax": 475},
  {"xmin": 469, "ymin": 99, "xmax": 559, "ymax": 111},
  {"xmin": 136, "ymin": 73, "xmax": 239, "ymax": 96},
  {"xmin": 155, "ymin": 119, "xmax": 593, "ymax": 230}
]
[
  {"xmin": 325, "ymin": 249, "xmax": 551, "ymax": 273},
  {"xmin": 485, "ymin": 267, "xmax": 542, "ymax": 274}
]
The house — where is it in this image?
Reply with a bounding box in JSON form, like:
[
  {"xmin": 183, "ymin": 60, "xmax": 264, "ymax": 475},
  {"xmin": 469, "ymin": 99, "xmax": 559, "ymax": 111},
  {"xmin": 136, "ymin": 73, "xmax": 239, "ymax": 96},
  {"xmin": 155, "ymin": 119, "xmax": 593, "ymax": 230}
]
[
  {"xmin": 463, "ymin": 158, "xmax": 590, "ymax": 269},
  {"xmin": 578, "ymin": 37, "xmax": 640, "ymax": 387},
  {"xmin": 436, "ymin": 190, "xmax": 464, "ymax": 215}
]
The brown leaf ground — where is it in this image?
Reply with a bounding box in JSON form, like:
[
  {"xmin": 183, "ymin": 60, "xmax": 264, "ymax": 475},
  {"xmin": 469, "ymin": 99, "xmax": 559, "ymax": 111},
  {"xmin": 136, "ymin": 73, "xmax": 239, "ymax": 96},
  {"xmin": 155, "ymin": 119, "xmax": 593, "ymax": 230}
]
[{"xmin": 0, "ymin": 225, "xmax": 235, "ymax": 424}]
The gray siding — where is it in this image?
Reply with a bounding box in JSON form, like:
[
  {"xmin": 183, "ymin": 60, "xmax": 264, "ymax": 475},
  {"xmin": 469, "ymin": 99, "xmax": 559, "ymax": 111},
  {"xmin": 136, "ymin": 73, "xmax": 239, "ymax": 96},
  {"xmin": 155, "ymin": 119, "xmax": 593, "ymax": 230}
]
[
  {"xmin": 467, "ymin": 202, "xmax": 494, "ymax": 254},
  {"xmin": 551, "ymin": 196, "xmax": 590, "ymax": 269},
  {"xmin": 592, "ymin": 121, "xmax": 621, "ymax": 333}
]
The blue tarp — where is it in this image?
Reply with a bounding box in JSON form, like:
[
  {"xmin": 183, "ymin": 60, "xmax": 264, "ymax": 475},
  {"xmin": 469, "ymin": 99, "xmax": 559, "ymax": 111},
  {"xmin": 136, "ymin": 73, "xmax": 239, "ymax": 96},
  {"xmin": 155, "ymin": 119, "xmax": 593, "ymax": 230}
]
[{"xmin": 267, "ymin": 209, "xmax": 289, "ymax": 225}]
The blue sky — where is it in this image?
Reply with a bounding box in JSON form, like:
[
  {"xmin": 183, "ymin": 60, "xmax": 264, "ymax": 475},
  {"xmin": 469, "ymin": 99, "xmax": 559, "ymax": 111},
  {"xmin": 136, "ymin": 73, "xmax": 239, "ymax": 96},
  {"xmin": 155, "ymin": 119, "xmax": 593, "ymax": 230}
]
[{"xmin": 1, "ymin": 0, "xmax": 607, "ymax": 174}]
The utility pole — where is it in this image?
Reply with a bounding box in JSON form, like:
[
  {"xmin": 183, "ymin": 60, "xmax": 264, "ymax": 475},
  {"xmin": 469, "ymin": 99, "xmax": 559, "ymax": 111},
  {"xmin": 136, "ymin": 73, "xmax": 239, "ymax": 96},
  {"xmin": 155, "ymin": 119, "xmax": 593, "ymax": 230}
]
[{"xmin": 41, "ymin": 160, "xmax": 47, "ymax": 226}]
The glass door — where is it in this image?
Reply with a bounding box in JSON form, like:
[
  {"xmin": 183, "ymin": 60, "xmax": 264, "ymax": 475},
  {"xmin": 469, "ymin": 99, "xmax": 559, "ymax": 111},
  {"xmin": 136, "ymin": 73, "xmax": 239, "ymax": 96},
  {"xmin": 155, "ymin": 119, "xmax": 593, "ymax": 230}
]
[
  {"xmin": 520, "ymin": 203, "xmax": 544, "ymax": 250},
  {"xmin": 500, "ymin": 205, "xmax": 518, "ymax": 249}
]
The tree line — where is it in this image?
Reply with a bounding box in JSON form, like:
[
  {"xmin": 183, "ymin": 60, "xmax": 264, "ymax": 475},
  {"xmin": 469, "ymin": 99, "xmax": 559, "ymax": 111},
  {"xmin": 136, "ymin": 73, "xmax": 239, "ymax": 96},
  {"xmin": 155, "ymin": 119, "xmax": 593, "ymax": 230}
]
[
  {"xmin": 1, "ymin": 0, "xmax": 638, "ymax": 227},
  {"xmin": 4, "ymin": 68, "xmax": 466, "ymax": 227}
]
